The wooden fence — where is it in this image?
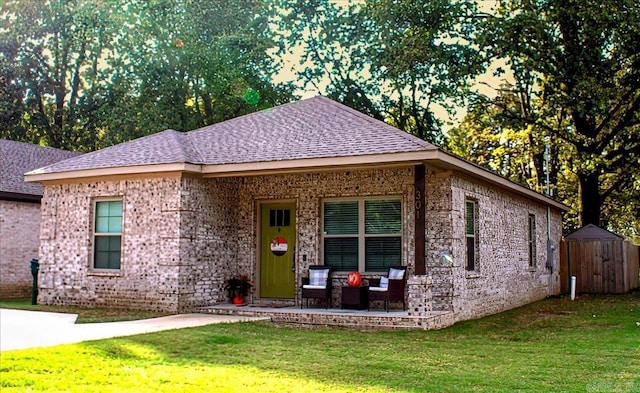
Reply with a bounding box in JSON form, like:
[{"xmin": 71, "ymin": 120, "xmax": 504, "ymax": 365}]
[{"xmin": 560, "ymin": 239, "xmax": 639, "ymax": 294}]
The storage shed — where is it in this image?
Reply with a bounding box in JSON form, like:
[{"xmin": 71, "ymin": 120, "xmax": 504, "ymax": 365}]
[{"xmin": 560, "ymin": 224, "xmax": 639, "ymax": 294}]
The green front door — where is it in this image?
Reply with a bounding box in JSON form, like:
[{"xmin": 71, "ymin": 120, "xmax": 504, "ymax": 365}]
[{"xmin": 260, "ymin": 202, "xmax": 296, "ymax": 298}]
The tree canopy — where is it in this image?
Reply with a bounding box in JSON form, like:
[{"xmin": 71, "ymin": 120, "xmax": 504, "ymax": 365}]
[
  {"xmin": 472, "ymin": 0, "xmax": 639, "ymax": 236},
  {"xmin": 0, "ymin": 0, "xmax": 293, "ymax": 151}
]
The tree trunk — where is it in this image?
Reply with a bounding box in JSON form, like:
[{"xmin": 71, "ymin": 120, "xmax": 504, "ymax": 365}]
[
  {"xmin": 201, "ymin": 91, "xmax": 214, "ymax": 125},
  {"xmin": 578, "ymin": 171, "xmax": 602, "ymax": 227}
]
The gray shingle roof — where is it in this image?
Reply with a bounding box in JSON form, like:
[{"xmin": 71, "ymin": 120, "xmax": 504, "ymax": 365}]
[
  {"xmin": 0, "ymin": 139, "xmax": 80, "ymax": 196},
  {"xmin": 565, "ymin": 224, "xmax": 622, "ymax": 240},
  {"xmin": 29, "ymin": 96, "xmax": 438, "ymax": 175}
]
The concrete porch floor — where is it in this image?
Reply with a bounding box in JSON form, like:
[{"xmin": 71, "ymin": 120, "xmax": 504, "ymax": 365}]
[{"xmin": 197, "ymin": 303, "xmax": 455, "ymax": 330}]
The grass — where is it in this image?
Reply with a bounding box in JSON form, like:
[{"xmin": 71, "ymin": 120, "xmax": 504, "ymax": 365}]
[
  {"xmin": 1, "ymin": 293, "xmax": 639, "ymax": 392},
  {"xmin": 0, "ymin": 298, "xmax": 169, "ymax": 323}
]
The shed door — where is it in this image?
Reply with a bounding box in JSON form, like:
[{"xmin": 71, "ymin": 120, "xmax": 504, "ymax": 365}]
[{"xmin": 260, "ymin": 203, "xmax": 296, "ymax": 298}]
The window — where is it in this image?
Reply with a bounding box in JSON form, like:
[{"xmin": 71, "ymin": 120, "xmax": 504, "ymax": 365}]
[
  {"xmin": 465, "ymin": 200, "xmax": 478, "ymax": 271},
  {"xmin": 269, "ymin": 209, "xmax": 290, "ymax": 227},
  {"xmin": 93, "ymin": 200, "xmax": 123, "ymax": 270},
  {"xmin": 323, "ymin": 198, "xmax": 402, "ymax": 272},
  {"xmin": 528, "ymin": 214, "xmax": 536, "ymax": 269}
]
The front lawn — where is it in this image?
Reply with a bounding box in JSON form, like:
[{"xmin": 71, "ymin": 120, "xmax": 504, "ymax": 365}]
[
  {"xmin": 0, "ymin": 298, "xmax": 170, "ymax": 323},
  {"xmin": 1, "ymin": 293, "xmax": 639, "ymax": 392}
]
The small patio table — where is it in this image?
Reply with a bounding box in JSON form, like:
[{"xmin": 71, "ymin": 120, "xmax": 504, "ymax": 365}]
[{"xmin": 341, "ymin": 285, "xmax": 369, "ymax": 310}]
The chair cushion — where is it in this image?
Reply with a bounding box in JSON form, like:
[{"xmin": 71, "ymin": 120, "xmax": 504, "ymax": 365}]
[
  {"xmin": 379, "ymin": 276, "xmax": 389, "ymax": 289},
  {"xmin": 389, "ymin": 268, "xmax": 405, "ymax": 280},
  {"xmin": 369, "ymin": 286, "xmax": 388, "ymax": 292},
  {"xmin": 303, "ymin": 285, "xmax": 326, "ymax": 290},
  {"xmin": 309, "ymin": 268, "xmax": 330, "ymax": 286}
]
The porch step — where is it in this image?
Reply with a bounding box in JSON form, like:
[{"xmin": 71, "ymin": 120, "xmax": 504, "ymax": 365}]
[{"xmin": 197, "ymin": 304, "xmax": 455, "ymax": 330}]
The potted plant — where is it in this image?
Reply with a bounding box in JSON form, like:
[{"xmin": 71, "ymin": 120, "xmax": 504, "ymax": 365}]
[{"xmin": 225, "ymin": 274, "xmax": 253, "ymax": 305}]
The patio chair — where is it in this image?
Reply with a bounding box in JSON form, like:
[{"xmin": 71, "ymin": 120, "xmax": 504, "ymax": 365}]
[
  {"xmin": 301, "ymin": 265, "xmax": 332, "ymax": 309},
  {"xmin": 368, "ymin": 266, "xmax": 407, "ymax": 312}
]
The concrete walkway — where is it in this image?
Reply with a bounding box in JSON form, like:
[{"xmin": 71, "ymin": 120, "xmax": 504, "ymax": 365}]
[{"xmin": 0, "ymin": 308, "xmax": 269, "ymax": 351}]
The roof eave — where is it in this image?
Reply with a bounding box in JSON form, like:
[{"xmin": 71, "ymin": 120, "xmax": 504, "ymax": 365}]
[
  {"xmin": 24, "ymin": 163, "xmax": 202, "ymax": 183},
  {"xmin": 0, "ymin": 191, "xmax": 42, "ymax": 203},
  {"xmin": 23, "ymin": 149, "xmax": 568, "ymax": 211},
  {"xmin": 201, "ymin": 151, "xmax": 434, "ymax": 177},
  {"xmin": 428, "ymin": 150, "xmax": 569, "ymax": 211}
]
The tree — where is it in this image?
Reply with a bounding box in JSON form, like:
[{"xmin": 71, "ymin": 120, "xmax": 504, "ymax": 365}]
[
  {"xmin": 448, "ymin": 90, "xmax": 550, "ymax": 191},
  {"xmin": 275, "ymin": 0, "xmax": 385, "ymax": 121},
  {"xmin": 0, "ymin": 0, "xmax": 120, "ymax": 150},
  {"xmin": 479, "ymin": 0, "xmax": 640, "ymax": 230},
  {"xmin": 364, "ymin": 0, "xmax": 485, "ymax": 144},
  {"xmin": 0, "ymin": 0, "xmax": 294, "ymax": 151},
  {"xmin": 448, "ymin": 89, "xmax": 583, "ymax": 231}
]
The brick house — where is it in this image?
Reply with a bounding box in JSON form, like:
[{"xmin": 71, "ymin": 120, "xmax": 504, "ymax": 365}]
[
  {"xmin": 25, "ymin": 96, "xmax": 566, "ymax": 324},
  {"xmin": 0, "ymin": 139, "xmax": 79, "ymax": 298}
]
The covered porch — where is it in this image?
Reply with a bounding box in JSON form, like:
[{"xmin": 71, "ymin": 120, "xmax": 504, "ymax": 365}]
[{"xmin": 200, "ymin": 275, "xmax": 454, "ymax": 330}]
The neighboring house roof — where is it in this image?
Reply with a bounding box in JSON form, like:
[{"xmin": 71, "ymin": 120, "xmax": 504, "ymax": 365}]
[
  {"xmin": 565, "ymin": 224, "xmax": 623, "ymax": 240},
  {"xmin": 24, "ymin": 96, "xmax": 567, "ymax": 211},
  {"xmin": 0, "ymin": 139, "xmax": 79, "ymax": 200}
]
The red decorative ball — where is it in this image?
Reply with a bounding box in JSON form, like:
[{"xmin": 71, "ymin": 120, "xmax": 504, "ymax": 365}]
[{"xmin": 347, "ymin": 271, "xmax": 362, "ymax": 287}]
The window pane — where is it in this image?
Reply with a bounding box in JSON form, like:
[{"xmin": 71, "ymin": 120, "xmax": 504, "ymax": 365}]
[
  {"xmin": 529, "ymin": 214, "xmax": 536, "ymax": 267},
  {"xmin": 465, "ymin": 201, "xmax": 475, "ymax": 235},
  {"xmin": 365, "ymin": 237, "xmax": 401, "ymax": 271},
  {"xmin": 95, "ymin": 201, "xmax": 122, "ymax": 233},
  {"xmin": 94, "ymin": 235, "xmax": 121, "ymax": 270},
  {"xmin": 108, "ymin": 201, "xmax": 122, "ymax": 217},
  {"xmin": 108, "ymin": 250, "xmax": 121, "ymax": 269},
  {"xmin": 324, "ymin": 201, "xmax": 358, "ymax": 235},
  {"xmin": 108, "ymin": 217, "xmax": 122, "ymax": 232},
  {"xmin": 96, "ymin": 202, "xmax": 110, "ymax": 217},
  {"xmin": 324, "ymin": 238, "xmax": 358, "ymax": 271},
  {"xmin": 95, "ymin": 251, "xmax": 109, "ymax": 269},
  {"xmin": 466, "ymin": 236, "xmax": 475, "ymax": 271},
  {"xmin": 365, "ymin": 200, "xmax": 401, "ymax": 234},
  {"xmin": 109, "ymin": 236, "xmax": 121, "ymax": 251},
  {"xmin": 95, "ymin": 236, "xmax": 111, "ymax": 252},
  {"xmin": 96, "ymin": 217, "xmax": 109, "ymax": 233}
]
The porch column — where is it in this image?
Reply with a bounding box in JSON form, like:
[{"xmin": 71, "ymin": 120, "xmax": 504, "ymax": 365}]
[
  {"xmin": 414, "ymin": 164, "xmax": 426, "ymax": 275},
  {"xmin": 407, "ymin": 275, "xmax": 433, "ymax": 316}
]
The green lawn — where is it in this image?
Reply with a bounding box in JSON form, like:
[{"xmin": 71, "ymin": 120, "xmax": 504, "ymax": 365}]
[
  {"xmin": 1, "ymin": 293, "xmax": 639, "ymax": 392},
  {"xmin": 0, "ymin": 298, "xmax": 170, "ymax": 323}
]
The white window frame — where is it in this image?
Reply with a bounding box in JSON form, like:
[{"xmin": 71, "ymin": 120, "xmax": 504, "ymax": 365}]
[
  {"xmin": 322, "ymin": 196, "xmax": 403, "ymax": 272},
  {"xmin": 92, "ymin": 198, "xmax": 124, "ymax": 271}
]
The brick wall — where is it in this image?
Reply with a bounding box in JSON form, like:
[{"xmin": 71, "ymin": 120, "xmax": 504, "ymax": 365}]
[
  {"xmin": 447, "ymin": 174, "xmax": 562, "ymax": 322},
  {"xmin": 424, "ymin": 169, "xmax": 455, "ymax": 311},
  {"xmin": 0, "ymin": 200, "xmax": 41, "ymax": 298},
  {"xmin": 176, "ymin": 176, "xmax": 241, "ymax": 310},
  {"xmin": 38, "ymin": 177, "xmax": 184, "ymax": 311}
]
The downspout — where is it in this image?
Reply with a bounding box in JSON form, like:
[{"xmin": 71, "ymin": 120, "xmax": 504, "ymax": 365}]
[
  {"xmin": 547, "ymin": 206, "xmax": 555, "ymax": 295},
  {"xmin": 544, "ymin": 140, "xmax": 555, "ymax": 295}
]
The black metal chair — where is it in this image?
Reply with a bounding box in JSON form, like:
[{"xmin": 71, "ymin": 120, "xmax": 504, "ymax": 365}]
[
  {"xmin": 301, "ymin": 265, "xmax": 332, "ymax": 309},
  {"xmin": 368, "ymin": 266, "xmax": 407, "ymax": 312}
]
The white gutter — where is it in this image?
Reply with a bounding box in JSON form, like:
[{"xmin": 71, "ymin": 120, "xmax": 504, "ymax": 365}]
[
  {"xmin": 24, "ymin": 163, "xmax": 202, "ymax": 183},
  {"xmin": 24, "ymin": 149, "xmax": 567, "ymax": 211}
]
